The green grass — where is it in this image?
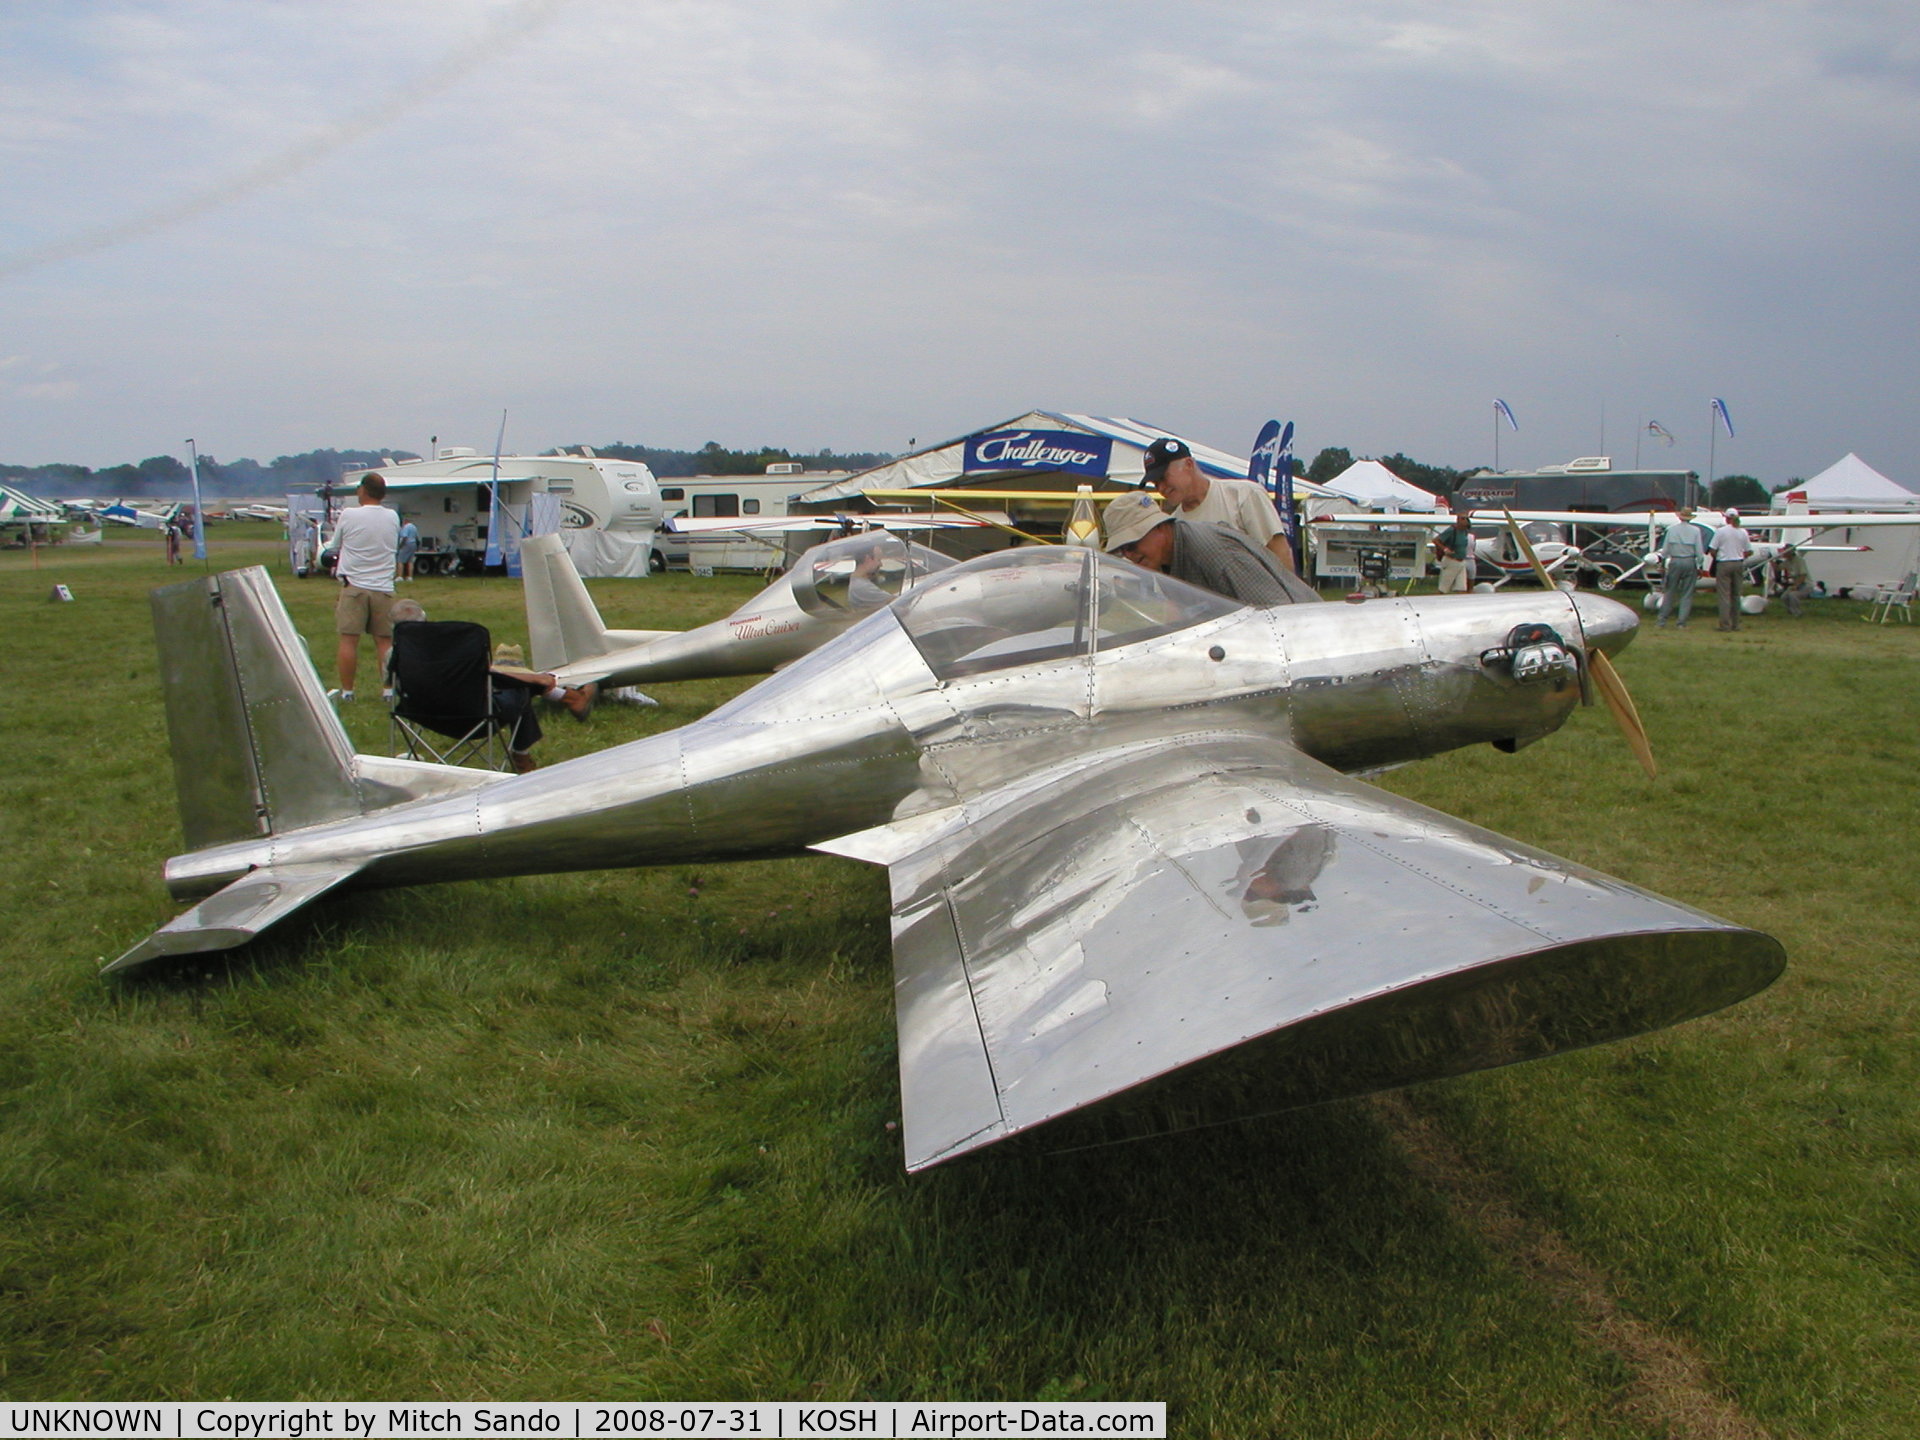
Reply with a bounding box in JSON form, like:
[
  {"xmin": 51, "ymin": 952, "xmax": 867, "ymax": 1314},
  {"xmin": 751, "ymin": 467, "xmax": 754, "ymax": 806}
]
[{"xmin": 3, "ymin": 530, "xmax": 1918, "ymax": 1435}]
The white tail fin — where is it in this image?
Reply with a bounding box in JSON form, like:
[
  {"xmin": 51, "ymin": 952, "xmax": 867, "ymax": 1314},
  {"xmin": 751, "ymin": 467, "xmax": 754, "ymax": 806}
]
[{"xmin": 521, "ymin": 533, "xmax": 615, "ymax": 671}]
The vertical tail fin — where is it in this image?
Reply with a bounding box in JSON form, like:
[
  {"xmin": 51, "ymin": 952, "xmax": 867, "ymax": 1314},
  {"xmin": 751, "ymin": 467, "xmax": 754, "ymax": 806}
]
[
  {"xmin": 152, "ymin": 567, "xmax": 364, "ymax": 848},
  {"xmin": 521, "ymin": 532, "xmax": 614, "ymax": 670}
]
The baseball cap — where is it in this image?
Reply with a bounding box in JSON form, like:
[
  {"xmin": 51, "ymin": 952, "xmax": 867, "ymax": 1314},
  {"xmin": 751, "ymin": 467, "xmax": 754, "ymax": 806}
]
[
  {"xmin": 1141, "ymin": 436, "xmax": 1192, "ymax": 482},
  {"xmin": 1103, "ymin": 492, "xmax": 1173, "ymax": 552}
]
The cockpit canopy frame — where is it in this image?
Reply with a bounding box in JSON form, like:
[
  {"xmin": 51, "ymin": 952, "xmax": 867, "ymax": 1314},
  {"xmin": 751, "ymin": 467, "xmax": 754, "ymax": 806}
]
[{"xmin": 893, "ymin": 547, "xmax": 1244, "ymax": 681}]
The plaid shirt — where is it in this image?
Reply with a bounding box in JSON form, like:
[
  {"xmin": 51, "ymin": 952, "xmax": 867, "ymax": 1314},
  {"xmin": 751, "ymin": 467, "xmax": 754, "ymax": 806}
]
[{"xmin": 1167, "ymin": 521, "xmax": 1319, "ymax": 607}]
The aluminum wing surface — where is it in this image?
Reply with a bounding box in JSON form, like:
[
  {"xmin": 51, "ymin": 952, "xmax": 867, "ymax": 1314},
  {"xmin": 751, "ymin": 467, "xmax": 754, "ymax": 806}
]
[
  {"xmin": 821, "ymin": 732, "xmax": 1782, "ymax": 1172},
  {"xmin": 103, "ymin": 862, "xmax": 365, "ymax": 975}
]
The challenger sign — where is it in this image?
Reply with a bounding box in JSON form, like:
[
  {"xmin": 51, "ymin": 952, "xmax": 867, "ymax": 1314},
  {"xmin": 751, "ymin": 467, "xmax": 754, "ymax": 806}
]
[{"xmin": 963, "ymin": 429, "xmax": 1112, "ymax": 478}]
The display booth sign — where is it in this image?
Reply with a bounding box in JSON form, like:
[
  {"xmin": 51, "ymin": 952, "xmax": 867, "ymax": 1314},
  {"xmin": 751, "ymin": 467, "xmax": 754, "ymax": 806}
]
[{"xmin": 964, "ymin": 429, "xmax": 1112, "ymax": 478}]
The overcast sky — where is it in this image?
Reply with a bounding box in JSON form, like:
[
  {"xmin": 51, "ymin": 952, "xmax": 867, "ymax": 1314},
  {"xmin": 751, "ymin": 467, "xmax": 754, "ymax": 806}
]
[{"xmin": 3, "ymin": 0, "xmax": 1916, "ymax": 485}]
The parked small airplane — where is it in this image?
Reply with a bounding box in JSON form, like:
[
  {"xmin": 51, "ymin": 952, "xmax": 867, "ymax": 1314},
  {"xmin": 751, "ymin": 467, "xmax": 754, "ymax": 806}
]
[
  {"xmin": 1560, "ymin": 509, "xmax": 1906, "ymax": 592},
  {"xmin": 111, "ymin": 548, "xmax": 1782, "ymax": 1171},
  {"xmin": 1314, "ymin": 506, "xmax": 1917, "ymax": 589},
  {"xmin": 91, "ymin": 501, "xmax": 175, "ymax": 530},
  {"xmin": 522, "ymin": 530, "xmax": 958, "ymax": 690}
]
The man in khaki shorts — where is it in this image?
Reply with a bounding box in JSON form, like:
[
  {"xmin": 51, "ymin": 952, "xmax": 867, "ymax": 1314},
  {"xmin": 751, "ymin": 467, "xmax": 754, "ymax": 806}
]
[{"xmin": 327, "ymin": 472, "xmax": 402, "ymax": 701}]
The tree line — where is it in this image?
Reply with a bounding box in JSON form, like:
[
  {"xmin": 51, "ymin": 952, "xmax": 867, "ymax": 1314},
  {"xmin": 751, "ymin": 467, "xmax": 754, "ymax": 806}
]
[
  {"xmin": 0, "ymin": 441, "xmax": 898, "ymax": 498},
  {"xmin": 589, "ymin": 441, "xmax": 894, "ymax": 478},
  {"xmin": 4, "ymin": 439, "xmax": 1779, "ymax": 512}
]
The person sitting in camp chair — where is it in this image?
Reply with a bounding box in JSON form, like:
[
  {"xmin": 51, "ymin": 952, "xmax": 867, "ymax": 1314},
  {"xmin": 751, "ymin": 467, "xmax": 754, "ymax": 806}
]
[{"xmin": 387, "ymin": 599, "xmax": 596, "ymax": 774}]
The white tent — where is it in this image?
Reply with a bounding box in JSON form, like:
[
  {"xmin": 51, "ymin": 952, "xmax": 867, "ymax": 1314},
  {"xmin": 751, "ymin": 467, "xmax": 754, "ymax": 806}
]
[
  {"xmin": 1319, "ymin": 459, "xmax": 1442, "ymax": 512},
  {"xmin": 0, "ymin": 484, "xmax": 66, "ymax": 524},
  {"xmin": 1773, "ymin": 453, "xmax": 1918, "ymax": 507},
  {"xmin": 1771, "ymin": 453, "xmax": 1920, "ymax": 597}
]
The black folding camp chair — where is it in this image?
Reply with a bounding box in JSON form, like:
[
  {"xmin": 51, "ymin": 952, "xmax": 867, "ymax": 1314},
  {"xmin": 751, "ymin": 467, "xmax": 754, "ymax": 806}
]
[{"xmin": 387, "ymin": 620, "xmax": 512, "ymax": 770}]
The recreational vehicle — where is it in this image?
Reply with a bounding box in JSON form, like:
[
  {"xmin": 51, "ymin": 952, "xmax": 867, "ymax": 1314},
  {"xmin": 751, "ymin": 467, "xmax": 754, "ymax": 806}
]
[
  {"xmin": 338, "ymin": 448, "xmax": 668, "ymax": 577},
  {"xmin": 656, "ymin": 466, "xmax": 849, "ymax": 572}
]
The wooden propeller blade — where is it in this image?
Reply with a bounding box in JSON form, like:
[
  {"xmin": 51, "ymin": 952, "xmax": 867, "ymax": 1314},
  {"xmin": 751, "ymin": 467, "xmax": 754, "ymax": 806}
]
[
  {"xmin": 1505, "ymin": 509, "xmax": 1655, "ymax": 778},
  {"xmin": 1589, "ymin": 647, "xmax": 1657, "ymax": 779},
  {"xmin": 1503, "ymin": 507, "xmax": 1559, "ymax": 589}
]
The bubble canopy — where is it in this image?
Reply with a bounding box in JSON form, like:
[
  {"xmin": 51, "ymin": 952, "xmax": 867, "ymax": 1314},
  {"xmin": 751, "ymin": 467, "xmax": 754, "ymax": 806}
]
[
  {"xmin": 893, "ymin": 547, "xmax": 1244, "ymax": 680},
  {"xmin": 786, "ymin": 532, "xmax": 954, "ymax": 619}
]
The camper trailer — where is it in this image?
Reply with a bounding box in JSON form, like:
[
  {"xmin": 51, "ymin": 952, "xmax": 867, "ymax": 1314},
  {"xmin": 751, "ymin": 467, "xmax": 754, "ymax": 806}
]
[
  {"xmin": 340, "ymin": 448, "xmax": 667, "ymax": 577},
  {"xmin": 1456, "ymin": 457, "xmax": 1700, "ymax": 520},
  {"xmin": 655, "ymin": 466, "xmax": 850, "ymax": 572}
]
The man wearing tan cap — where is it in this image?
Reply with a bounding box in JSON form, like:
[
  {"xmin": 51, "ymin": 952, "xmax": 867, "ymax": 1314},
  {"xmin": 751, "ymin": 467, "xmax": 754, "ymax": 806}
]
[{"xmin": 1102, "ymin": 493, "xmax": 1319, "ymax": 607}]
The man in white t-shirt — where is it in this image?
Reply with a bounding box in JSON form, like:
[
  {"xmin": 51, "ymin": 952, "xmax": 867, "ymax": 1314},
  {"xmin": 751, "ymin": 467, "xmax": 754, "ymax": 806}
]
[
  {"xmin": 1142, "ymin": 436, "xmax": 1298, "ymax": 572},
  {"xmin": 326, "ymin": 472, "xmax": 402, "ymax": 699},
  {"xmin": 1709, "ymin": 508, "xmax": 1753, "ymax": 632}
]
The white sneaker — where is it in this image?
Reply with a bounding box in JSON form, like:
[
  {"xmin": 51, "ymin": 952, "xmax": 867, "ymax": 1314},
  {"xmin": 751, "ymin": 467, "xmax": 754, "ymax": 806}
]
[{"xmin": 326, "ymin": 688, "xmax": 354, "ymax": 703}]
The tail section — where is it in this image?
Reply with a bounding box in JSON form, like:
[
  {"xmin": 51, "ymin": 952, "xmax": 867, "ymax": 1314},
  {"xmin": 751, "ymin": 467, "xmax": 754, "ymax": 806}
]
[
  {"xmin": 521, "ymin": 533, "xmax": 614, "ymax": 671},
  {"xmin": 118, "ymin": 567, "xmax": 508, "ymax": 977},
  {"xmin": 152, "ymin": 567, "xmax": 364, "ymax": 849},
  {"xmin": 520, "ymin": 533, "xmax": 669, "ymax": 673}
]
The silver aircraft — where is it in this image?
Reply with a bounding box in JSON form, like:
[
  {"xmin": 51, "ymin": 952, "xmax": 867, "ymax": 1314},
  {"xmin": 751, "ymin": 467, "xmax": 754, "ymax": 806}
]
[
  {"xmin": 522, "ymin": 530, "xmax": 956, "ymax": 690},
  {"xmin": 114, "ymin": 548, "xmax": 1783, "ymax": 1172}
]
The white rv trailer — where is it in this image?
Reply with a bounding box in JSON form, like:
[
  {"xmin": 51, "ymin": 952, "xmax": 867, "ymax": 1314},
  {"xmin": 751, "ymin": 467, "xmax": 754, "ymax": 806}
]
[
  {"xmin": 655, "ymin": 465, "xmax": 851, "ymax": 572},
  {"xmin": 339, "ymin": 448, "xmax": 668, "ymax": 577}
]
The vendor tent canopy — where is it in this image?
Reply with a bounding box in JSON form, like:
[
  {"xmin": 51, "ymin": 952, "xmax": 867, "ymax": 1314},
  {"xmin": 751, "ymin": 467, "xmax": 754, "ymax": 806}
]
[
  {"xmin": 1771, "ymin": 453, "xmax": 1920, "ymax": 597},
  {"xmin": 798, "ymin": 411, "xmax": 1337, "ymax": 504},
  {"xmin": 1320, "ymin": 459, "xmax": 1442, "ymax": 512},
  {"xmin": 0, "ymin": 484, "xmax": 65, "ymax": 523},
  {"xmin": 1772, "ymin": 453, "xmax": 1919, "ymax": 508}
]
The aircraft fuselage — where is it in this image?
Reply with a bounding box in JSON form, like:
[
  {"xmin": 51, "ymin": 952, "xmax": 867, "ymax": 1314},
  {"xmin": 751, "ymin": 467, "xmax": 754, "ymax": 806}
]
[{"xmin": 164, "ymin": 582, "xmax": 1632, "ymax": 904}]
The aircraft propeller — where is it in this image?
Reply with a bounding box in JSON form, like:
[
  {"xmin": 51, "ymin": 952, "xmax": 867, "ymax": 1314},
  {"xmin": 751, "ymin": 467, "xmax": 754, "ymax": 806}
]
[{"xmin": 1504, "ymin": 509, "xmax": 1657, "ymax": 779}]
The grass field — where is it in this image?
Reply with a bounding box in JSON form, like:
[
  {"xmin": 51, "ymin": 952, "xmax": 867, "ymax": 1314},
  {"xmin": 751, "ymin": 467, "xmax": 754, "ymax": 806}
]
[{"xmin": 3, "ymin": 526, "xmax": 1917, "ymax": 1437}]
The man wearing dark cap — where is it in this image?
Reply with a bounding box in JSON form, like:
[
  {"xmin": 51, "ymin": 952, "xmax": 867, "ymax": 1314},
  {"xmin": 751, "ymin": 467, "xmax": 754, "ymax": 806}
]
[
  {"xmin": 1102, "ymin": 493, "xmax": 1319, "ymax": 607},
  {"xmin": 1142, "ymin": 436, "xmax": 1299, "ymax": 572}
]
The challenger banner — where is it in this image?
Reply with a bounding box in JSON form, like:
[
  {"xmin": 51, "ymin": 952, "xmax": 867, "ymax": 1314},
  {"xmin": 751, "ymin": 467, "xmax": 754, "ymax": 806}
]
[{"xmin": 964, "ymin": 429, "xmax": 1112, "ymax": 478}]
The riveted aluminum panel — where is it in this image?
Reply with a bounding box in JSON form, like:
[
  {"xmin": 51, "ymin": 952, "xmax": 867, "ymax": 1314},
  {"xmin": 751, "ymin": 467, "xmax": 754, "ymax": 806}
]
[
  {"xmin": 216, "ymin": 569, "xmax": 362, "ymax": 835},
  {"xmin": 151, "ymin": 574, "xmax": 265, "ymax": 850},
  {"xmin": 886, "ymin": 731, "xmax": 1781, "ymax": 1168}
]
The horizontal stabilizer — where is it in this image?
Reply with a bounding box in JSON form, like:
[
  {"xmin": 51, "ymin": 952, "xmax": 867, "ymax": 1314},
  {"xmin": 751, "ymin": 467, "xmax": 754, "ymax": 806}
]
[
  {"xmin": 103, "ymin": 863, "xmax": 363, "ymax": 976},
  {"xmin": 860, "ymin": 732, "xmax": 1784, "ymax": 1171}
]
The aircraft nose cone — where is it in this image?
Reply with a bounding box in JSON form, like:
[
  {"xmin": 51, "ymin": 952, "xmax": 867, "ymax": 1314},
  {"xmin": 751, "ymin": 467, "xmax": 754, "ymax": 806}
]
[{"xmin": 1571, "ymin": 591, "xmax": 1639, "ymax": 656}]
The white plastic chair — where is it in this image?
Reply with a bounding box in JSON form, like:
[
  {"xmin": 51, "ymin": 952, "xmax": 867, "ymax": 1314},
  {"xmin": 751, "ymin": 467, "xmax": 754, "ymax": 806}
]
[{"xmin": 1866, "ymin": 572, "xmax": 1915, "ymax": 624}]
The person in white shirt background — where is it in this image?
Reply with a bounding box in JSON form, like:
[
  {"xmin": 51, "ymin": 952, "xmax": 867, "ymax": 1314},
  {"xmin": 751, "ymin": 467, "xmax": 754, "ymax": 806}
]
[
  {"xmin": 326, "ymin": 472, "xmax": 402, "ymax": 699},
  {"xmin": 1709, "ymin": 508, "xmax": 1754, "ymax": 632}
]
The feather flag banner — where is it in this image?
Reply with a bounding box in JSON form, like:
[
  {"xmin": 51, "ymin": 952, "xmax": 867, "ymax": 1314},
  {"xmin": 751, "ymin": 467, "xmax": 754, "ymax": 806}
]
[
  {"xmin": 185, "ymin": 439, "xmax": 208, "ymax": 562},
  {"xmin": 1645, "ymin": 420, "xmax": 1675, "ymax": 446},
  {"xmin": 1712, "ymin": 397, "xmax": 1735, "ymax": 438},
  {"xmin": 1494, "ymin": 398, "xmax": 1519, "ymax": 431}
]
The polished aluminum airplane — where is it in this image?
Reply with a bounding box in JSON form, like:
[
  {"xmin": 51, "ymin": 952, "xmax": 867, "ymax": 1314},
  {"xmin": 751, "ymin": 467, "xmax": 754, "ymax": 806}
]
[
  {"xmin": 114, "ymin": 547, "xmax": 1783, "ymax": 1172},
  {"xmin": 522, "ymin": 529, "xmax": 957, "ymax": 690}
]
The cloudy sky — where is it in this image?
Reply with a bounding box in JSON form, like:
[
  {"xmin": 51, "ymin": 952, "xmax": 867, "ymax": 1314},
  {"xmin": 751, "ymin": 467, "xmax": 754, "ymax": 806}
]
[{"xmin": 3, "ymin": 0, "xmax": 1916, "ymax": 484}]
